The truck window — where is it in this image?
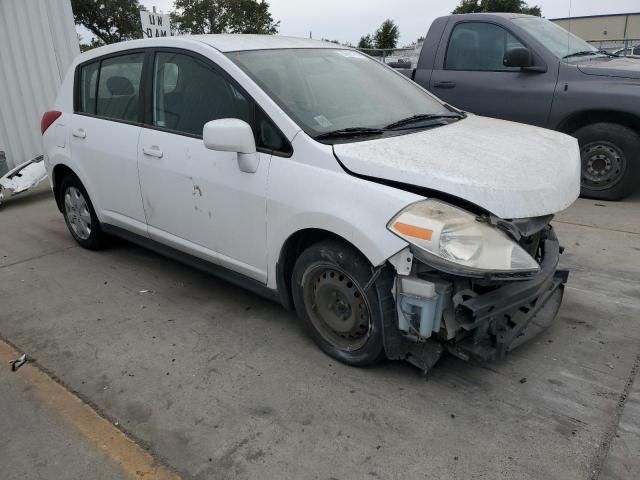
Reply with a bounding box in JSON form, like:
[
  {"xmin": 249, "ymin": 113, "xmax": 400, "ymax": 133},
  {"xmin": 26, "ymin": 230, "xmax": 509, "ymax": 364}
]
[{"xmin": 445, "ymin": 22, "xmax": 524, "ymax": 71}]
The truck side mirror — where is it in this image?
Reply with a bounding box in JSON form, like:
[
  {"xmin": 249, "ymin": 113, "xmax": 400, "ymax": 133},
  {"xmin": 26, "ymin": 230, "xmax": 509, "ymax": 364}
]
[{"xmin": 503, "ymin": 47, "xmax": 533, "ymax": 68}]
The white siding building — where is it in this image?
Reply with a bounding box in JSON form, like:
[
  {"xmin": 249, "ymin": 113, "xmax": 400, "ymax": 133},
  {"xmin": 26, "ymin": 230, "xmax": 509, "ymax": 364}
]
[{"xmin": 0, "ymin": 0, "xmax": 79, "ymax": 171}]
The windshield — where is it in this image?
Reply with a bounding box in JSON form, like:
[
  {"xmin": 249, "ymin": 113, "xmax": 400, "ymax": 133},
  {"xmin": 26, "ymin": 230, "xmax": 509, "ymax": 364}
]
[
  {"xmin": 228, "ymin": 48, "xmax": 448, "ymax": 138},
  {"xmin": 514, "ymin": 17, "xmax": 600, "ymax": 60}
]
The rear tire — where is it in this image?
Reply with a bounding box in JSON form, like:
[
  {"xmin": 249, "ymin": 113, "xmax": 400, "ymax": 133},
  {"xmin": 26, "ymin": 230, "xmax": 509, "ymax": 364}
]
[
  {"xmin": 291, "ymin": 240, "xmax": 387, "ymax": 367},
  {"xmin": 59, "ymin": 175, "xmax": 107, "ymax": 250},
  {"xmin": 573, "ymin": 123, "xmax": 640, "ymax": 200}
]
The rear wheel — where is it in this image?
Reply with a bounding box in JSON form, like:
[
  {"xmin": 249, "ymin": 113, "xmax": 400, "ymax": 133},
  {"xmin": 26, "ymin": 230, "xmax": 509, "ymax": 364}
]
[
  {"xmin": 291, "ymin": 240, "xmax": 387, "ymax": 366},
  {"xmin": 60, "ymin": 175, "xmax": 107, "ymax": 250},
  {"xmin": 573, "ymin": 123, "xmax": 640, "ymax": 200}
]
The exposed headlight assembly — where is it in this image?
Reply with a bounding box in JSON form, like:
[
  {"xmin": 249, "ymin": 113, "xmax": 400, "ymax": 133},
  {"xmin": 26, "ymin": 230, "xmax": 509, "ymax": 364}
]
[{"xmin": 388, "ymin": 200, "xmax": 540, "ymax": 277}]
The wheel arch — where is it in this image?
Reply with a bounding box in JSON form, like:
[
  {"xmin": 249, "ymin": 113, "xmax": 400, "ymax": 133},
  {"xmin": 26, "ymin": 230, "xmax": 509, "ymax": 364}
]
[
  {"xmin": 276, "ymin": 228, "xmax": 380, "ymax": 311},
  {"xmin": 557, "ymin": 110, "xmax": 640, "ymax": 136},
  {"xmin": 51, "ymin": 164, "xmax": 78, "ymax": 212}
]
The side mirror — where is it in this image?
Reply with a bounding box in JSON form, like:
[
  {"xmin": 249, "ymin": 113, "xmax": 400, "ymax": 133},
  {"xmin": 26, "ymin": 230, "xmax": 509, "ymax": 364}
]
[
  {"xmin": 503, "ymin": 47, "xmax": 533, "ymax": 68},
  {"xmin": 203, "ymin": 119, "xmax": 259, "ymax": 173}
]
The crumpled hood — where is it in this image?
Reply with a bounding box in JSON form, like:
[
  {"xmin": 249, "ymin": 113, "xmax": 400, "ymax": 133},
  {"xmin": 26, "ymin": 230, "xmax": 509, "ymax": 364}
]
[
  {"xmin": 333, "ymin": 115, "xmax": 580, "ymax": 219},
  {"xmin": 577, "ymin": 56, "xmax": 640, "ymax": 79}
]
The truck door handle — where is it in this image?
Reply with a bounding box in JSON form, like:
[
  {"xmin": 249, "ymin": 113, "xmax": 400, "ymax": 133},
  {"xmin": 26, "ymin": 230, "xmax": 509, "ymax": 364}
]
[
  {"xmin": 72, "ymin": 128, "xmax": 86, "ymax": 139},
  {"xmin": 434, "ymin": 81, "xmax": 456, "ymax": 89},
  {"xmin": 142, "ymin": 146, "xmax": 163, "ymax": 158}
]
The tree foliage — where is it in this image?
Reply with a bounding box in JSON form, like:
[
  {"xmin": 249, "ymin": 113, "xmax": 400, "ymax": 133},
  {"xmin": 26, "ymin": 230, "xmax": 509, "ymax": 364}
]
[
  {"xmin": 373, "ymin": 19, "xmax": 400, "ymax": 49},
  {"xmin": 71, "ymin": 0, "xmax": 144, "ymax": 44},
  {"xmin": 172, "ymin": 0, "xmax": 279, "ymax": 34},
  {"xmin": 357, "ymin": 34, "xmax": 374, "ymax": 49},
  {"xmin": 452, "ymin": 0, "xmax": 541, "ymax": 16}
]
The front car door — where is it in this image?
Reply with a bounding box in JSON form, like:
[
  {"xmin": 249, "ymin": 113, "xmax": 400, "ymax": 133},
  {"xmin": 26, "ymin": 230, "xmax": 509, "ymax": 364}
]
[
  {"xmin": 71, "ymin": 52, "xmax": 147, "ymax": 235},
  {"xmin": 137, "ymin": 49, "xmax": 287, "ymax": 283},
  {"xmin": 429, "ymin": 19, "xmax": 559, "ymax": 127}
]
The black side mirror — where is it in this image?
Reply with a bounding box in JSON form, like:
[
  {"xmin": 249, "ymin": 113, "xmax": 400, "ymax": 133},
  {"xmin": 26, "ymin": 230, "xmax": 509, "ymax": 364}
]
[{"xmin": 503, "ymin": 47, "xmax": 533, "ymax": 68}]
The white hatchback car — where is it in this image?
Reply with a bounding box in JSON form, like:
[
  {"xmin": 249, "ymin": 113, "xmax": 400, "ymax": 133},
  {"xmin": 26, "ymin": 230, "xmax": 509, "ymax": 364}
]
[{"xmin": 42, "ymin": 35, "xmax": 580, "ymax": 373}]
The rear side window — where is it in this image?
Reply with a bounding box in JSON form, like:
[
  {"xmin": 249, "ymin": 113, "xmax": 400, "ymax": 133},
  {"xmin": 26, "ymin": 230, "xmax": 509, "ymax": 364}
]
[
  {"xmin": 96, "ymin": 53, "xmax": 145, "ymax": 122},
  {"xmin": 152, "ymin": 52, "xmax": 253, "ymax": 136},
  {"xmin": 445, "ymin": 22, "xmax": 524, "ymax": 71},
  {"xmin": 78, "ymin": 61, "xmax": 99, "ymax": 114}
]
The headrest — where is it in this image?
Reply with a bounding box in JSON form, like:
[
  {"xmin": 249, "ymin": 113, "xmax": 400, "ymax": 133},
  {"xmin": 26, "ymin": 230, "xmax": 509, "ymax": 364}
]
[{"xmin": 106, "ymin": 76, "xmax": 134, "ymax": 96}]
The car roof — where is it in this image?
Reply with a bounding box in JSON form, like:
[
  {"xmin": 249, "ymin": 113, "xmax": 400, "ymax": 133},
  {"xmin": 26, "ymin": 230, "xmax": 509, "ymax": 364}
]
[{"xmin": 190, "ymin": 34, "xmax": 345, "ymax": 52}]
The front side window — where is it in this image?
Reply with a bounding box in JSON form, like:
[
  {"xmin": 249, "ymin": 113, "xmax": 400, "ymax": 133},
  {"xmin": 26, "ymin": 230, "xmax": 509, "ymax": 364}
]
[
  {"xmin": 228, "ymin": 48, "xmax": 447, "ymax": 138},
  {"xmin": 513, "ymin": 16, "xmax": 599, "ymax": 61},
  {"xmin": 446, "ymin": 22, "xmax": 524, "ymax": 71},
  {"xmin": 96, "ymin": 53, "xmax": 145, "ymax": 122},
  {"xmin": 152, "ymin": 52, "xmax": 252, "ymax": 136}
]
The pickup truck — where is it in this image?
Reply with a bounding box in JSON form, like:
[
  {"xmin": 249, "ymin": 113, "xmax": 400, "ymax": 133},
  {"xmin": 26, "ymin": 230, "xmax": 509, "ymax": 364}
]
[{"xmin": 397, "ymin": 13, "xmax": 640, "ymax": 200}]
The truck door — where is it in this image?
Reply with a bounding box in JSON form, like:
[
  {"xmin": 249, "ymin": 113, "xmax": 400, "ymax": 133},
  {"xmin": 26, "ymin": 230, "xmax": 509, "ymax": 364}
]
[{"xmin": 429, "ymin": 20, "xmax": 558, "ymax": 127}]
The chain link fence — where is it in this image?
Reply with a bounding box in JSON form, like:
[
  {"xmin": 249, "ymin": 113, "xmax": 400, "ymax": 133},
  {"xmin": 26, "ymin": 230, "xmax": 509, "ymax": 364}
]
[
  {"xmin": 587, "ymin": 39, "xmax": 640, "ymax": 56},
  {"xmin": 358, "ymin": 47, "xmax": 422, "ymax": 67}
]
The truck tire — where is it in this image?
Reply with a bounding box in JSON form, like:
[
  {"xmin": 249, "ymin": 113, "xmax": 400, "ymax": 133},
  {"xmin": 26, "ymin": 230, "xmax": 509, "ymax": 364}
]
[
  {"xmin": 59, "ymin": 174, "xmax": 108, "ymax": 250},
  {"xmin": 291, "ymin": 240, "xmax": 388, "ymax": 367},
  {"xmin": 573, "ymin": 123, "xmax": 640, "ymax": 200}
]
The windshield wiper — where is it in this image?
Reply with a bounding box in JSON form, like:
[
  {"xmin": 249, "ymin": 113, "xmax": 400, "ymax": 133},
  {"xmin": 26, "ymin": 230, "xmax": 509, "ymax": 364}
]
[
  {"xmin": 383, "ymin": 112, "xmax": 465, "ymax": 131},
  {"xmin": 562, "ymin": 50, "xmax": 600, "ymax": 59},
  {"xmin": 314, "ymin": 127, "xmax": 384, "ymax": 140}
]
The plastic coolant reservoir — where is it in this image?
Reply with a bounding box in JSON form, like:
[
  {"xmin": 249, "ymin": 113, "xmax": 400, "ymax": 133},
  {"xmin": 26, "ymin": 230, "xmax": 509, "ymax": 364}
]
[{"xmin": 397, "ymin": 277, "xmax": 451, "ymax": 339}]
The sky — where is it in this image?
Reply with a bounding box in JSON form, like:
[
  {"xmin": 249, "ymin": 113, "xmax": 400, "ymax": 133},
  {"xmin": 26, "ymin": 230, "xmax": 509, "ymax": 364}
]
[{"xmin": 129, "ymin": 0, "xmax": 639, "ymax": 46}]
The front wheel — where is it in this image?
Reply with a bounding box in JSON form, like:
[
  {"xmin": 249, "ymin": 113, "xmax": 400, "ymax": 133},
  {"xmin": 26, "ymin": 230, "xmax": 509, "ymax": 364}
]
[
  {"xmin": 574, "ymin": 123, "xmax": 640, "ymax": 200},
  {"xmin": 291, "ymin": 241, "xmax": 387, "ymax": 366}
]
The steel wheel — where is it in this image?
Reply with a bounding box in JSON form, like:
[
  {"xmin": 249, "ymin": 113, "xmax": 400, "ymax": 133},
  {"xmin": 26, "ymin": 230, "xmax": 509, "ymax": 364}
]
[
  {"xmin": 302, "ymin": 265, "xmax": 372, "ymax": 351},
  {"xmin": 64, "ymin": 186, "xmax": 92, "ymax": 240},
  {"xmin": 580, "ymin": 141, "xmax": 627, "ymax": 191}
]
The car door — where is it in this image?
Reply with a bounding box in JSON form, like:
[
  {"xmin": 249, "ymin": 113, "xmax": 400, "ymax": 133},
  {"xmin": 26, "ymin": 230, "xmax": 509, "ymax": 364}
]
[
  {"xmin": 429, "ymin": 20, "xmax": 558, "ymax": 127},
  {"xmin": 71, "ymin": 52, "xmax": 147, "ymax": 235},
  {"xmin": 137, "ymin": 50, "xmax": 275, "ymax": 283}
]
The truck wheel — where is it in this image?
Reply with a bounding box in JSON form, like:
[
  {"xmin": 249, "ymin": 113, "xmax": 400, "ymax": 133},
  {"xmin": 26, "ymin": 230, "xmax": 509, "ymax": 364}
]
[
  {"xmin": 573, "ymin": 123, "xmax": 640, "ymax": 200},
  {"xmin": 291, "ymin": 240, "xmax": 387, "ymax": 366},
  {"xmin": 60, "ymin": 175, "xmax": 107, "ymax": 250}
]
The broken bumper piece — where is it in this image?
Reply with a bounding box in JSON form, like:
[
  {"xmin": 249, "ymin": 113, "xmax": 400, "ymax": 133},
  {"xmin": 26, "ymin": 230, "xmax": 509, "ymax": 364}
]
[{"xmin": 0, "ymin": 156, "xmax": 48, "ymax": 205}]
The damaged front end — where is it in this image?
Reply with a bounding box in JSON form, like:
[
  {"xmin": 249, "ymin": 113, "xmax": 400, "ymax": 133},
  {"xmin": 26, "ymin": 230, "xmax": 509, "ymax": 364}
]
[{"xmin": 381, "ymin": 200, "xmax": 568, "ymax": 373}]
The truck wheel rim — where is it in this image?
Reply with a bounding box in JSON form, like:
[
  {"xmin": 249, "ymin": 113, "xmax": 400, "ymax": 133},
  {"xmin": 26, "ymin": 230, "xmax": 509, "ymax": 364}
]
[
  {"xmin": 581, "ymin": 142, "xmax": 626, "ymax": 191},
  {"xmin": 303, "ymin": 266, "xmax": 371, "ymax": 351},
  {"xmin": 64, "ymin": 187, "xmax": 92, "ymax": 240}
]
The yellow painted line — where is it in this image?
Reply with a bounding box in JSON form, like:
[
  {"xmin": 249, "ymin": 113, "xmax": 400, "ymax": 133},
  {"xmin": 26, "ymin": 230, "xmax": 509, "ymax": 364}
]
[{"xmin": 0, "ymin": 340, "xmax": 180, "ymax": 480}]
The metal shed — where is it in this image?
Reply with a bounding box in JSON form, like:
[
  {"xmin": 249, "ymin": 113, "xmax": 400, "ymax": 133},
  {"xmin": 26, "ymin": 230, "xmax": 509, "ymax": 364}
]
[{"xmin": 0, "ymin": 0, "xmax": 79, "ymax": 172}]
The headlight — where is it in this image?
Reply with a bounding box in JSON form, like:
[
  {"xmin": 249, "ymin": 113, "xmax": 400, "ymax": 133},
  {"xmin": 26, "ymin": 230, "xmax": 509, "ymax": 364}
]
[{"xmin": 387, "ymin": 200, "xmax": 539, "ymax": 276}]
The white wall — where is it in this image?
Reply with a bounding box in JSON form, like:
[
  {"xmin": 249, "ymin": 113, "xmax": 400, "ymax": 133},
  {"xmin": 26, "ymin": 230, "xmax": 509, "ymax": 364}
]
[{"xmin": 0, "ymin": 0, "xmax": 80, "ymax": 170}]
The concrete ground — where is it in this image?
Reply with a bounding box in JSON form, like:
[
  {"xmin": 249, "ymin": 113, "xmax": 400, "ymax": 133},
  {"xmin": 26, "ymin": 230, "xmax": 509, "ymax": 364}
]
[{"xmin": 0, "ymin": 185, "xmax": 638, "ymax": 480}]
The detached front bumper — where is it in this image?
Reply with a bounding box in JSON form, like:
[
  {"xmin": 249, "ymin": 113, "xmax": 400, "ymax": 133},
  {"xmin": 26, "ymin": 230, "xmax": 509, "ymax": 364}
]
[{"xmin": 446, "ymin": 229, "xmax": 567, "ymax": 361}]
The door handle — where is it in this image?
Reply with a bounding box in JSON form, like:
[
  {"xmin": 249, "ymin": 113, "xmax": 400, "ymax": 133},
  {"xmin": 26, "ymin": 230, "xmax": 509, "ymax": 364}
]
[
  {"xmin": 72, "ymin": 128, "xmax": 86, "ymax": 139},
  {"xmin": 433, "ymin": 81, "xmax": 457, "ymax": 89},
  {"xmin": 142, "ymin": 146, "xmax": 163, "ymax": 158}
]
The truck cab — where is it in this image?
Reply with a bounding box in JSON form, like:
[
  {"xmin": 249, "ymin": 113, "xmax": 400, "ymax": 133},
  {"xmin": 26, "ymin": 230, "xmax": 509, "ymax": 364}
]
[{"xmin": 407, "ymin": 13, "xmax": 640, "ymax": 200}]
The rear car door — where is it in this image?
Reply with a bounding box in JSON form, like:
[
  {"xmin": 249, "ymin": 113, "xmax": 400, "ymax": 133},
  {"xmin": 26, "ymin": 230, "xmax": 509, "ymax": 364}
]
[
  {"xmin": 429, "ymin": 20, "xmax": 558, "ymax": 127},
  {"xmin": 71, "ymin": 52, "xmax": 147, "ymax": 235},
  {"xmin": 137, "ymin": 50, "xmax": 285, "ymax": 283}
]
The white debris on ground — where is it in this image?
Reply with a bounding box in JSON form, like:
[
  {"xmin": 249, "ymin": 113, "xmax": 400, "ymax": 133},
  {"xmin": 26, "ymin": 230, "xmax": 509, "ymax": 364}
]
[{"xmin": 0, "ymin": 156, "xmax": 48, "ymax": 205}]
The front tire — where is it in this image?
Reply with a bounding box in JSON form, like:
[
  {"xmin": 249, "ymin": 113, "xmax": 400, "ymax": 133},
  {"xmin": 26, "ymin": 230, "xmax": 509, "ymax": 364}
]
[
  {"xmin": 60, "ymin": 175, "xmax": 107, "ymax": 250},
  {"xmin": 574, "ymin": 123, "xmax": 640, "ymax": 200},
  {"xmin": 291, "ymin": 240, "xmax": 387, "ymax": 367}
]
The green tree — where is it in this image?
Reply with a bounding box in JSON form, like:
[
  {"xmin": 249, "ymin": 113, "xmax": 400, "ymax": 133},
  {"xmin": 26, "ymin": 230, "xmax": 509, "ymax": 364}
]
[
  {"xmin": 172, "ymin": 0, "xmax": 279, "ymax": 34},
  {"xmin": 373, "ymin": 19, "xmax": 400, "ymax": 49},
  {"xmin": 71, "ymin": 0, "xmax": 144, "ymax": 44},
  {"xmin": 453, "ymin": 0, "xmax": 541, "ymax": 16},
  {"xmin": 357, "ymin": 34, "xmax": 374, "ymax": 49}
]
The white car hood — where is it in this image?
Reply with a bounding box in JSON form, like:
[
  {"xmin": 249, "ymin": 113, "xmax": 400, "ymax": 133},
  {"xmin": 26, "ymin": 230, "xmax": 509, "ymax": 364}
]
[{"xmin": 333, "ymin": 115, "xmax": 580, "ymax": 219}]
